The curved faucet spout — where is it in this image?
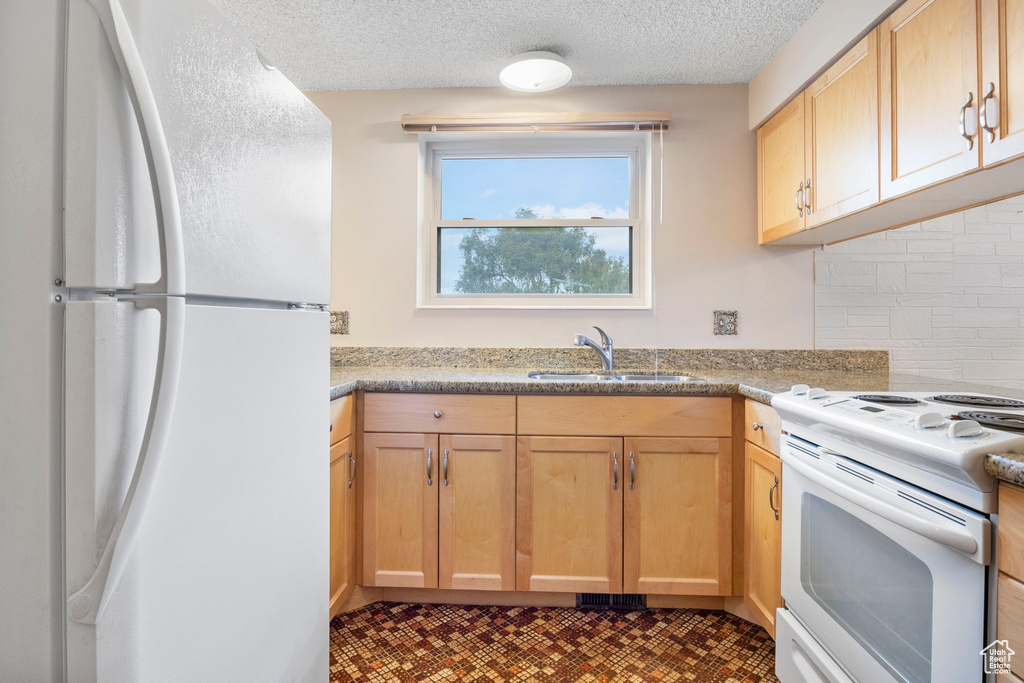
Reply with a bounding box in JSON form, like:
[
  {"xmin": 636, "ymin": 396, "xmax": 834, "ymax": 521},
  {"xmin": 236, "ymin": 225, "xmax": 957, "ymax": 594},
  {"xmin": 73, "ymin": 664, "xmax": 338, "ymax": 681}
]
[{"xmin": 573, "ymin": 327, "xmax": 614, "ymax": 372}]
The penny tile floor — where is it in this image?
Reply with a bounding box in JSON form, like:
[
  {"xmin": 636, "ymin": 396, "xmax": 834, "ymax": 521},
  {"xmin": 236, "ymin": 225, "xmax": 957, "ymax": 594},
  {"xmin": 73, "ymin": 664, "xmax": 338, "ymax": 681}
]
[{"xmin": 329, "ymin": 602, "xmax": 779, "ymax": 682}]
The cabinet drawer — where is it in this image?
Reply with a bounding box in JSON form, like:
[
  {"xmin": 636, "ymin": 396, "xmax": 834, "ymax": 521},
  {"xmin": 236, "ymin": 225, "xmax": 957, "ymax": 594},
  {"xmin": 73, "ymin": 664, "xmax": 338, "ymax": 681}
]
[
  {"xmin": 517, "ymin": 396, "xmax": 732, "ymax": 437},
  {"xmin": 364, "ymin": 393, "xmax": 516, "ymax": 434},
  {"xmin": 744, "ymin": 399, "xmax": 781, "ymax": 455},
  {"xmin": 999, "ymin": 573, "xmax": 1024, "ymax": 679},
  {"xmin": 1001, "ymin": 483, "xmax": 1024, "ymax": 581},
  {"xmin": 330, "ymin": 394, "xmax": 354, "ymax": 445}
]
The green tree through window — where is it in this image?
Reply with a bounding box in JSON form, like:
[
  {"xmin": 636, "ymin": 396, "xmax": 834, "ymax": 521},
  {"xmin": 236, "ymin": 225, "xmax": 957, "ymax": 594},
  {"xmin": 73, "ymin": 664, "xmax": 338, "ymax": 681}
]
[{"xmin": 453, "ymin": 207, "xmax": 631, "ymax": 295}]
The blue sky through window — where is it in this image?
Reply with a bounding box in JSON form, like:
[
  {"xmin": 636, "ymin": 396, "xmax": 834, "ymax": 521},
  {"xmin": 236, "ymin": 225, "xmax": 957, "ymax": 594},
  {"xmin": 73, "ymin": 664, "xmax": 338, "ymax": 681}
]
[{"xmin": 439, "ymin": 156, "xmax": 632, "ymax": 293}]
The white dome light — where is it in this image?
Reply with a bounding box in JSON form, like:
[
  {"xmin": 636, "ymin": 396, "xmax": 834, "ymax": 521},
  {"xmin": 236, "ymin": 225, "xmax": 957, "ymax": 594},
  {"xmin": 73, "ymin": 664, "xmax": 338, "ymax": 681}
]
[{"xmin": 499, "ymin": 51, "xmax": 572, "ymax": 93}]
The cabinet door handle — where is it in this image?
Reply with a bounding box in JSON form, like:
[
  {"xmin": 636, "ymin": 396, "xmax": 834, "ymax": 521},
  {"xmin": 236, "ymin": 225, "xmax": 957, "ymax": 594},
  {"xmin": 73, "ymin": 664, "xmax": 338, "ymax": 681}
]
[
  {"xmin": 443, "ymin": 448, "xmax": 449, "ymax": 487},
  {"xmin": 347, "ymin": 451, "xmax": 356, "ymax": 488},
  {"xmin": 613, "ymin": 452, "xmax": 619, "ymax": 490},
  {"xmin": 959, "ymin": 92, "xmax": 977, "ymax": 150},
  {"xmin": 769, "ymin": 475, "xmax": 780, "ymax": 520},
  {"xmin": 980, "ymin": 82, "xmax": 999, "ymax": 143},
  {"xmin": 794, "ymin": 181, "xmax": 804, "ymax": 218},
  {"xmin": 629, "ymin": 451, "xmax": 636, "ymax": 490},
  {"xmin": 427, "ymin": 448, "xmax": 433, "ymax": 486},
  {"xmin": 804, "ymin": 178, "xmax": 812, "ymax": 214}
]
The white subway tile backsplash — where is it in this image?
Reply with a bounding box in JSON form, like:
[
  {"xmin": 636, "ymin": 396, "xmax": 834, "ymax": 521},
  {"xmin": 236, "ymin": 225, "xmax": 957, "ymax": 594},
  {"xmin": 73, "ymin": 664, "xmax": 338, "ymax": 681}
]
[{"xmin": 815, "ymin": 196, "xmax": 1024, "ymax": 386}]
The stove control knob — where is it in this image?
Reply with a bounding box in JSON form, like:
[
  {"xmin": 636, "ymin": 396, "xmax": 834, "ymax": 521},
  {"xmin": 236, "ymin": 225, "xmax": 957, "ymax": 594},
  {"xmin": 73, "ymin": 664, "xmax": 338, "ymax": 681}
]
[
  {"xmin": 948, "ymin": 420, "xmax": 984, "ymax": 439},
  {"xmin": 914, "ymin": 412, "xmax": 946, "ymax": 430},
  {"xmin": 791, "ymin": 384, "xmax": 810, "ymax": 396},
  {"xmin": 807, "ymin": 388, "xmax": 827, "ymax": 400}
]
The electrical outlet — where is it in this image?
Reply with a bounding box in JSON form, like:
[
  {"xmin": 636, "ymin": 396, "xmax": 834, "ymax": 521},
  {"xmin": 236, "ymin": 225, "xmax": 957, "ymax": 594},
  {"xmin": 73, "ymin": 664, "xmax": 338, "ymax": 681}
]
[
  {"xmin": 329, "ymin": 310, "xmax": 349, "ymax": 335},
  {"xmin": 713, "ymin": 310, "xmax": 737, "ymax": 335}
]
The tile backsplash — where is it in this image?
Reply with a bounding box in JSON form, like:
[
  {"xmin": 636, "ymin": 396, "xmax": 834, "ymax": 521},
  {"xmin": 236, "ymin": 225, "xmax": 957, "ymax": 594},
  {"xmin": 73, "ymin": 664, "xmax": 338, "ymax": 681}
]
[{"xmin": 815, "ymin": 194, "xmax": 1024, "ymax": 388}]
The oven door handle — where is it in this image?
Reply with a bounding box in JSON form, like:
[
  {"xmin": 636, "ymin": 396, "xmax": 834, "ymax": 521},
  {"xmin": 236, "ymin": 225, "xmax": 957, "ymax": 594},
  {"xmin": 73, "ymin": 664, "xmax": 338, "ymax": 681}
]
[{"xmin": 784, "ymin": 449, "xmax": 979, "ymax": 556}]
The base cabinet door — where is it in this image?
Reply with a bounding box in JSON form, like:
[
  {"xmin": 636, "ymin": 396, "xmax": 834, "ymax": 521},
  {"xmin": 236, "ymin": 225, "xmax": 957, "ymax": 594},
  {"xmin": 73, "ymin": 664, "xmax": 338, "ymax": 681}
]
[
  {"xmin": 623, "ymin": 437, "xmax": 732, "ymax": 596},
  {"xmin": 516, "ymin": 436, "xmax": 623, "ymax": 593},
  {"xmin": 981, "ymin": 0, "xmax": 1024, "ymax": 165},
  {"xmin": 744, "ymin": 442, "xmax": 783, "ymax": 638},
  {"xmin": 329, "ymin": 435, "xmax": 356, "ymax": 616},
  {"xmin": 879, "ymin": 0, "xmax": 980, "ymax": 199},
  {"xmin": 439, "ymin": 435, "xmax": 516, "ymax": 591},
  {"xmin": 757, "ymin": 96, "xmax": 806, "ymax": 243},
  {"xmin": 362, "ymin": 433, "xmax": 439, "ymax": 588}
]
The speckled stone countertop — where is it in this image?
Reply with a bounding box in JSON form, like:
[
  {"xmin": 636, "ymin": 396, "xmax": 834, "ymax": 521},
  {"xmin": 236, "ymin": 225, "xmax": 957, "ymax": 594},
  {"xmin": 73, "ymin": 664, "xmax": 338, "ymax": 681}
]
[
  {"xmin": 327, "ymin": 347, "xmax": 1024, "ymax": 486},
  {"xmin": 328, "ymin": 365, "xmax": 893, "ymax": 404}
]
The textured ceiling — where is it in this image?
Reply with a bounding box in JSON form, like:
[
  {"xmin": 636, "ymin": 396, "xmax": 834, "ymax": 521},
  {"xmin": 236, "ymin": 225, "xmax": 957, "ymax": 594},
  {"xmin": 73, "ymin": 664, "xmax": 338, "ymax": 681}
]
[{"xmin": 207, "ymin": 0, "xmax": 825, "ymax": 91}]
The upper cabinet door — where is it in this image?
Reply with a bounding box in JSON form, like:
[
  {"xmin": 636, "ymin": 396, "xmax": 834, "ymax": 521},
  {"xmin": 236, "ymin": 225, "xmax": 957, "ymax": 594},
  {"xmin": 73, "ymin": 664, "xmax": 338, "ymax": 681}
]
[
  {"xmin": 64, "ymin": 0, "xmax": 331, "ymax": 303},
  {"xmin": 879, "ymin": 0, "xmax": 980, "ymax": 200},
  {"xmin": 757, "ymin": 97, "xmax": 806, "ymax": 244},
  {"xmin": 804, "ymin": 31, "xmax": 880, "ymax": 228},
  {"xmin": 980, "ymin": 0, "xmax": 1024, "ymax": 165}
]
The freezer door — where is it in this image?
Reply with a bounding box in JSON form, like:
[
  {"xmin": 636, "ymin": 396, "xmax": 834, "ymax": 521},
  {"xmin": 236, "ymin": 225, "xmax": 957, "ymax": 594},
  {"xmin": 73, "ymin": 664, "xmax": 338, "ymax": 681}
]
[
  {"xmin": 65, "ymin": 300, "xmax": 328, "ymax": 682},
  {"xmin": 64, "ymin": 0, "xmax": 331, "ymax": 303}
]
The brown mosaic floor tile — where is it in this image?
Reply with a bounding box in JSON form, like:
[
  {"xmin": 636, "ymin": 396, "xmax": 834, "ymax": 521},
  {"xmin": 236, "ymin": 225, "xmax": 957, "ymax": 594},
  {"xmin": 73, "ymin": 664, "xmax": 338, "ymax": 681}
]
[{"xmin": 329, "ymin": 603, "xmax": 779, "ymax": 683}]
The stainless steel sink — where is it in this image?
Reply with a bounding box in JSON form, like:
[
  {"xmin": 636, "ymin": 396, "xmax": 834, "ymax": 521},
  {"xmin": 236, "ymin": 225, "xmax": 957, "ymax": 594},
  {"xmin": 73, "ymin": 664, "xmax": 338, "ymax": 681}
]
[
  {"xmin": 527, "ymin": 372, "xmax": 705, "ymax": 383},
  {"xmin": 528, "ymin": 373, "xmax": 620, "ymax": 381},
  {"xmin": 615, "ymin": 374, "xmax": 705, "ymax": 382}
]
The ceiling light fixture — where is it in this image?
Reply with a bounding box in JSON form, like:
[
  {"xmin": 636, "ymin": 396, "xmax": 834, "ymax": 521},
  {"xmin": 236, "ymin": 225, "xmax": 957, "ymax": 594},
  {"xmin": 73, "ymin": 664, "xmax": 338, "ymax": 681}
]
[{"xmin": 499, "ymin": 51, "xmax": 572, "ymax": 93}]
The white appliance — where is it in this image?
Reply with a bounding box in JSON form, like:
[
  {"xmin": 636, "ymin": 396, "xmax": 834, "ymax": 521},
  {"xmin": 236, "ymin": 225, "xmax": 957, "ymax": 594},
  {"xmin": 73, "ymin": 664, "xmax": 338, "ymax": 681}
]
[
  {"xmin": 771, "ymin": 389, "xmax": 1024, "ymax": 683},
  {"xmin": 1, "ymin": 0, "xmax": 332, "ymax": 680}
]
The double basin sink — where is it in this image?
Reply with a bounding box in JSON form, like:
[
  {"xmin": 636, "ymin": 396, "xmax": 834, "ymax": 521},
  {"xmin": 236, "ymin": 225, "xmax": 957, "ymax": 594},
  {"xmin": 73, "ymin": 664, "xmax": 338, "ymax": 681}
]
[{"xmin": 527, "ymin": 372, "xmax": 705, "ymax": 383}]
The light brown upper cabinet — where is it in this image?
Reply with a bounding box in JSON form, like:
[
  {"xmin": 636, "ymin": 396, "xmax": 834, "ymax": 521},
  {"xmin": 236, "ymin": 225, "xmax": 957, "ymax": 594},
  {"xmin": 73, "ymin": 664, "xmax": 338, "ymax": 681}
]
[
  {"xmin": 744, "ymin": 442, "xmax": 783, "ymax": 639},
  {"xmin": 980, "ymin": 0, "xmax": 1024, "ymax": 165},
  {"xmin": 361, "ymin": 432, "xmax": 438, "ymax": 588},
  {"xmin": 438, "ymin": 434, "xmax": 516, "ymax": 591},
  {"xmin": 516, "ymin": 436, "xmax": 623, "ymax": 593},
  {"xmin": 757, "ymin": 96, "xmax": 806, "ymax": 244},
  {"xmin": 879, "ymin": 0, "xmax": 980, "ymax": 199},
  {"xmin": 804, "ymin": 31, "xmax": 880, "ymax": 226},
  {"xmin": 623, "ymin": 437, "xmax": 732, "ymax": 596}
]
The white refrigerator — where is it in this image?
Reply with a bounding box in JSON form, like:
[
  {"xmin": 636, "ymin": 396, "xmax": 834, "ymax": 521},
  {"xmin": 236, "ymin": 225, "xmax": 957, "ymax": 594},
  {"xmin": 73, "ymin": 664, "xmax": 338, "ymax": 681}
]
[{"xmin": 0, "ymin": 0, "xmax": 332, "ymax": 680}]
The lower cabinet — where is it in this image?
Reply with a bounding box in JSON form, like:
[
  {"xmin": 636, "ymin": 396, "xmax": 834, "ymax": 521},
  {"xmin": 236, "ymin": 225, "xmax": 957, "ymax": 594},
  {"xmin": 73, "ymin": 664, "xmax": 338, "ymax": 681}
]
[
  {"xmin": 362, "ymin": 431, "xmax": 516, "ymax": 590},
  {"xmin": 362, "ymin": 433, "xmax": 439, "ymax": 588},
  {"xmin": 623, "ymin": 437, "xmax": 733, "ymax": 596},
  {"xmin": 516, "ymin": 435, "xmax": 733, "ymax": 595},
  {"xmin": 439, "ymin": 434, "xmax": 516, "ymax": 591},
  {"xmin": 516, "ymin": 436, "xmax": 624, "ymax": 593},
  {"xmin": 329, "ymin": 435, "xmax": 356, "ymax": 616},
  {"xmin": 744, "ymin": 441, "xmax": 783, "ymax": 637}
]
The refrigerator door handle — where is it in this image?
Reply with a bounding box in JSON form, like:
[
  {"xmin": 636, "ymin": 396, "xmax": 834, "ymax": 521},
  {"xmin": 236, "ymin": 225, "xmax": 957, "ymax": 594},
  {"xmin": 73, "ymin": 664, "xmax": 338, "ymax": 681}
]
[
  {"xmin": 68, "ymin": 297, "xmax": 186, "ymax": 624},
  {"xmin": 89, "ymin": 0, "xmax": 186, "ymax": 296}
]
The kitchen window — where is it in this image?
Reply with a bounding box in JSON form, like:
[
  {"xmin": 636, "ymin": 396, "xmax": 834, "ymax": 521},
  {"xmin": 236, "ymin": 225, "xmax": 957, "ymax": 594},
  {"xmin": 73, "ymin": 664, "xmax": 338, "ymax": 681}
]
[{"xmin": 418, "ymin": 136, "xmax": 652, "ymax": 308}]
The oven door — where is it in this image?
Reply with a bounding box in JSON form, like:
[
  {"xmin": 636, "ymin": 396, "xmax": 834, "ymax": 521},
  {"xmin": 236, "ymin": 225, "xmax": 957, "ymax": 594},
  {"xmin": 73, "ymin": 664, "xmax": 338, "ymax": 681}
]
[{"xmin": 781, "ymin": 436, "xmax": 990, "ymax": 683}]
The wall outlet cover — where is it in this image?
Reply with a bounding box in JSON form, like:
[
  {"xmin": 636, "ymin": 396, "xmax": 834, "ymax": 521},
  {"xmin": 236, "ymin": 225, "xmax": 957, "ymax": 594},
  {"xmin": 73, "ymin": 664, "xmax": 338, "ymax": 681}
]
[
  {"xmin": 330, "ymin": 310, "xmax": 349, "ymax": 335},
  {"xmin": 713, "ymin": 310, "xmax": 738, "ymax": 335}
]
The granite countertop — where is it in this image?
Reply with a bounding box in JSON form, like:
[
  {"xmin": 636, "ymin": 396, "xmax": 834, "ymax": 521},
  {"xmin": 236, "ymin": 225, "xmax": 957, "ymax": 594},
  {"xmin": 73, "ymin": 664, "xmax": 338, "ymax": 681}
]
[{"xmin": 328, "ymin": 363, "xmax": 1024, "ymax": 486}]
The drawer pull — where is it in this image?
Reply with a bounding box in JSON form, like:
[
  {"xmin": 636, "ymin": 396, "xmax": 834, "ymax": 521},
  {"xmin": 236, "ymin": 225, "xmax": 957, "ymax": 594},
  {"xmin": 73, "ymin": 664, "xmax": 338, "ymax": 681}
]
[
  {"xmin": 752, "ymin": 422, "xmax": 763, "ymax": 431},
  {"xmin": 434, "ymin": 410, "xmax": 442, "ymax": 419}
]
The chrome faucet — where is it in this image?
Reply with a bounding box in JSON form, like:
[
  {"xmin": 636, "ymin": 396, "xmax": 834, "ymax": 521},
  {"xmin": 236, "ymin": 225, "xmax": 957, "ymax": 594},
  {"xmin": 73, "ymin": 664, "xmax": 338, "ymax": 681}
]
[{"xmin": 574, "ymin": 326, "xmax": 614, "ymax": 372}]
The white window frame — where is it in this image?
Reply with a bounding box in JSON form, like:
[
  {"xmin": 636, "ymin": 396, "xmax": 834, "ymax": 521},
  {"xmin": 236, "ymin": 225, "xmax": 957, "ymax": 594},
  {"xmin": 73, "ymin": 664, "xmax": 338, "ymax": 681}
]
[{"xmin": 417, "ymin": 134, "xmax": 653, "ymax": 309}]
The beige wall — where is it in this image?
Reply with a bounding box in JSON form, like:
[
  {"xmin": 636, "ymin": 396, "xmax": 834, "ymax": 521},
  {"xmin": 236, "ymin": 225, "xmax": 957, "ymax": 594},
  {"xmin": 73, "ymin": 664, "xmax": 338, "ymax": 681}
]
[{"xmin": 307, "ymin": 85, "xmax": 816, "ymax": 349}]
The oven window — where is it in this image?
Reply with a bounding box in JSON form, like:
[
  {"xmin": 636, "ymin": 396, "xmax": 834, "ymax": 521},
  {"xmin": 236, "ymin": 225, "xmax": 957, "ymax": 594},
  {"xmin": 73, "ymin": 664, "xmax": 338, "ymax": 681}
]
[{"xmin": 801, "ymin": 493, "xmax": 933, "ymax": 683}]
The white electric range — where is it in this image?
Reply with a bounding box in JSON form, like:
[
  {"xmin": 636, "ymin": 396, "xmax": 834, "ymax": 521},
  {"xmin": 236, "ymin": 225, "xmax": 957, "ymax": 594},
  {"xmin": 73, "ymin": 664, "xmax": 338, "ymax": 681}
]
[{"xmin": 771, "ymin": 387, "xmax": 1024, "ymax": 683}]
